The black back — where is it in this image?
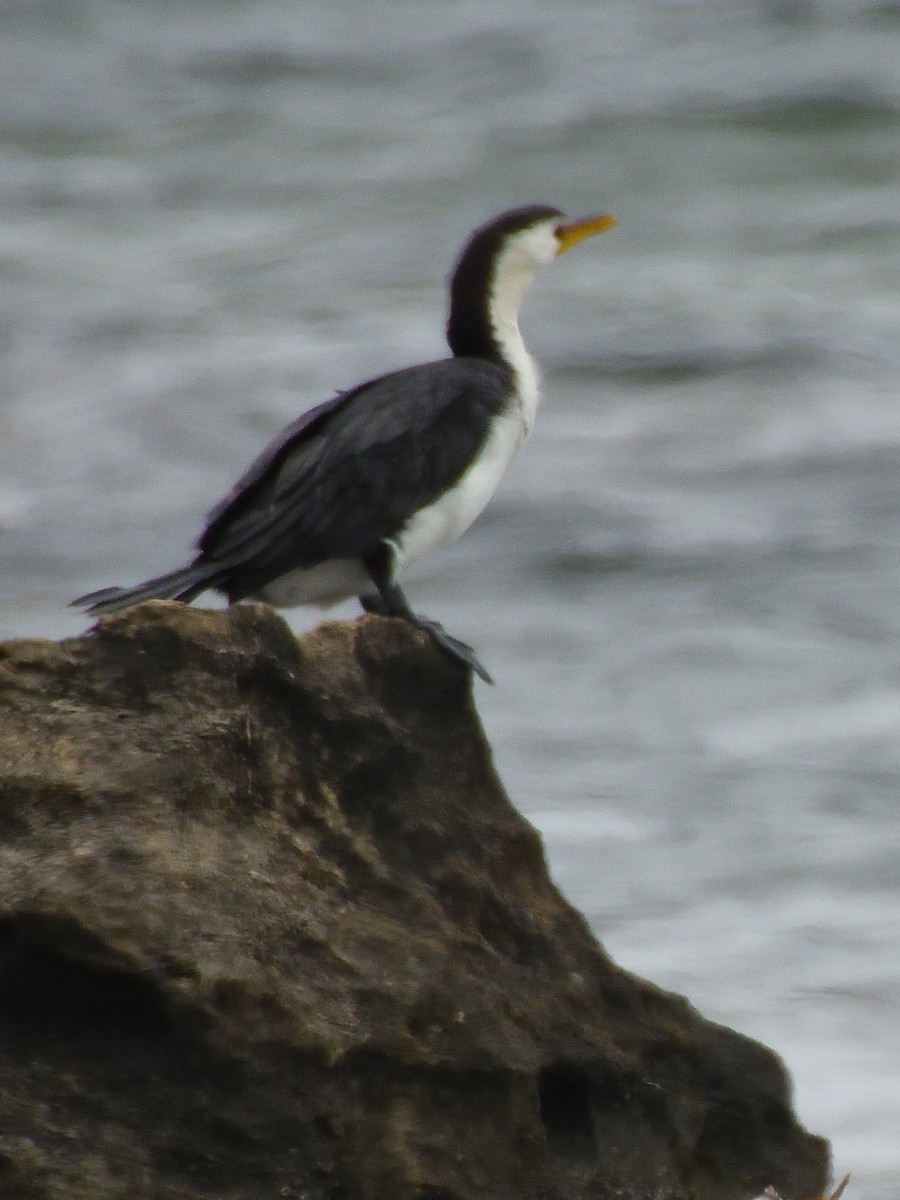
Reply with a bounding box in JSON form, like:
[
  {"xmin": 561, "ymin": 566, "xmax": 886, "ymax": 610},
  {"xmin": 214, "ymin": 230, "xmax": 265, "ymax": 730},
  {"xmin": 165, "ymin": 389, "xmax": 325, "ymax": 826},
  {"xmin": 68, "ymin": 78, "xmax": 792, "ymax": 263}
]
[{"xmin": 197, "ymin": 356, "xmax": 513, "ymax": 596}]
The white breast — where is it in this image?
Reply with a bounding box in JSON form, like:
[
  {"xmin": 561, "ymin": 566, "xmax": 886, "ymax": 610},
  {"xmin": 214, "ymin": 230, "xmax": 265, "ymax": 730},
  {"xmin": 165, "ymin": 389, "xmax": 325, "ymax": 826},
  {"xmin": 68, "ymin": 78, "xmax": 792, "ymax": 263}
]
[{"xmin": 392, "ymin": 369, "xmax": 539, "ymax": 570}]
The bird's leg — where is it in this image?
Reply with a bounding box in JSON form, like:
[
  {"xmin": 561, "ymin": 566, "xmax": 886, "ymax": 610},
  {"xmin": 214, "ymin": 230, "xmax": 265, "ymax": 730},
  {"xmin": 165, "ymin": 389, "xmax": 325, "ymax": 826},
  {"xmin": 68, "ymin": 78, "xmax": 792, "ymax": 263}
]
[
  {"xmin": 361, "ymin": 546, "xmax": 493, "ymax": 684},
  {"xmin": 359, "ymin": 592, "xmax": 388, "ymax": 615},
  {"xmin": 376, "ymin": 581, "xmax": 495, "ymax": 686}
]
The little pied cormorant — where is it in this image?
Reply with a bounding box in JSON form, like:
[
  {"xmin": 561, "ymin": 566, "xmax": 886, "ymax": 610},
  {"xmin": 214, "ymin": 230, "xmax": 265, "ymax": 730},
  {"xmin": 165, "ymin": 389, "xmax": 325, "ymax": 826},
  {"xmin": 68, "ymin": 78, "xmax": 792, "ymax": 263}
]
[{"xmin": 73, "ymin": 205, "xmax": 615, "ymax": 682}]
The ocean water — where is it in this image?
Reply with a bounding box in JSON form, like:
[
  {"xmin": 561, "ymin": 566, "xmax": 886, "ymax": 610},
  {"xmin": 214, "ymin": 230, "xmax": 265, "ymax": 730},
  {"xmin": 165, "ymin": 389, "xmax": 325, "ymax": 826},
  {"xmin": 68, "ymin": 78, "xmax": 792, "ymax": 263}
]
[{"xmin": 1, "ymin": 1, "xmax": 899, "ymax": 1194}]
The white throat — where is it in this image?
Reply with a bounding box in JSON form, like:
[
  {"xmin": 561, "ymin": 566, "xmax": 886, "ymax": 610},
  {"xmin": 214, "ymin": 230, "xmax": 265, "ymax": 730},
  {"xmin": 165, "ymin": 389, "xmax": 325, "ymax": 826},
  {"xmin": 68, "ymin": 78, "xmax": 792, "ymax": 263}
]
[{"xmin": 486, "ymin": 222, "xmax": 558, "ymax": 433}]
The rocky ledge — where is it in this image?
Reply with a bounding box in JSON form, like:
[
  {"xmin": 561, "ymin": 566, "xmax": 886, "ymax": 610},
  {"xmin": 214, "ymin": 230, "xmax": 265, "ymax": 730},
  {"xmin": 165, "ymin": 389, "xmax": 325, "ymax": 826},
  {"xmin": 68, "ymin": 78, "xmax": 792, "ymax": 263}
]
[{"xmin": 0, "ymin": 603, "xmax": 828, "ymax": 1199}]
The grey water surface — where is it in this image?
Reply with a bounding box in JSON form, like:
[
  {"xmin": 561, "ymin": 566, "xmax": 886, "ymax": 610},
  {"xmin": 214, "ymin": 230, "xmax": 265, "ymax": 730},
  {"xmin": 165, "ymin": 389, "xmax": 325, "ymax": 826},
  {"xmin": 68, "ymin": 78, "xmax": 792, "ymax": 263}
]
[{"xmin": 2, "ymin": 1, "xmax": 899, "ymax": 1193}]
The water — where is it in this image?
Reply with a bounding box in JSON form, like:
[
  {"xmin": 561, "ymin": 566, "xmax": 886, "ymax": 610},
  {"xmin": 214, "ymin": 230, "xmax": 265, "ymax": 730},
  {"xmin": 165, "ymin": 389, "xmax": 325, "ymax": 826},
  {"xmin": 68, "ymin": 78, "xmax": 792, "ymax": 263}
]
[{"xmin": 2, "ymin": 1, "xmax": 899, "ymax": 1193}]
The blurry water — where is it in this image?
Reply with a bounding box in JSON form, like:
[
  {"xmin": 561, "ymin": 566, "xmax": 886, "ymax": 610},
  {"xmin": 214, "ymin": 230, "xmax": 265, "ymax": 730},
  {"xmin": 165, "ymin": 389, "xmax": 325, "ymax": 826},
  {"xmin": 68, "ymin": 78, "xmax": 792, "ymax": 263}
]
[{"xmin": 2, "ymin": 1, "xmax": 899, "ymax": 1193}]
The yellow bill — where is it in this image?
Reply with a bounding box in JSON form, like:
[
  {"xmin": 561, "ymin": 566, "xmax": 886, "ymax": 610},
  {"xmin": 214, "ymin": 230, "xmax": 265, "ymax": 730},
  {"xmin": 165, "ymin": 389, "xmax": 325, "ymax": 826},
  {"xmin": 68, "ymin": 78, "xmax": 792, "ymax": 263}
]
[{"xmin": 556, "ymin": 212, "xmax": 616, "ymax": 255}]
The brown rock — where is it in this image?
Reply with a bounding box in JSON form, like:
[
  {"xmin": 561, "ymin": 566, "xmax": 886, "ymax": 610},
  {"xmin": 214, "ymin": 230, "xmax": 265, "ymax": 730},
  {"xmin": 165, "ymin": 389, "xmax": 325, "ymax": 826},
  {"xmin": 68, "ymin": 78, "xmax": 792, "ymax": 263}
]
[{"xmin": 0, "ymin": 603, "xmax": 828, "ymax": 1199}]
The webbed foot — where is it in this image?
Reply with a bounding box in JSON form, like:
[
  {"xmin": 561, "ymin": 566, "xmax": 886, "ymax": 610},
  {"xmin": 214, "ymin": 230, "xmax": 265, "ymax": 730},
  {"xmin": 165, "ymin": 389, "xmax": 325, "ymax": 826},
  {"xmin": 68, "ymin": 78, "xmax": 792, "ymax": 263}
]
[{"xmin": 409, "ymin": 614, "xmax": 494, "ymax": 685}]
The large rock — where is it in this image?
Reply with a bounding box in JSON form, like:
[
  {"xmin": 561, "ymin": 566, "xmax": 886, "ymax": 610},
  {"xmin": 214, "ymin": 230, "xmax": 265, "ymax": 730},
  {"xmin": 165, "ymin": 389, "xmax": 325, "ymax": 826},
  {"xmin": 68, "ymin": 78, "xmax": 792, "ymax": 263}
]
[{"xmin": 0, "ymin": 603, "xmax": 828, "ymax": 1200}]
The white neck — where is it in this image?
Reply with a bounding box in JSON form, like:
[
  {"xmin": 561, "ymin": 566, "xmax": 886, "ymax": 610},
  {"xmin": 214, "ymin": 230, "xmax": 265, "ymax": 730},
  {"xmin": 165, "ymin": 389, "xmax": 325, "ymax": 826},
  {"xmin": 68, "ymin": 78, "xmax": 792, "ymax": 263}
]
[
  {"xmin": 490, "ymin": 306, "xmax": 540, "ymax": 434},
  {"xmin": 486, "ymin": 225, "xmax": 557, "ymax": 432}
]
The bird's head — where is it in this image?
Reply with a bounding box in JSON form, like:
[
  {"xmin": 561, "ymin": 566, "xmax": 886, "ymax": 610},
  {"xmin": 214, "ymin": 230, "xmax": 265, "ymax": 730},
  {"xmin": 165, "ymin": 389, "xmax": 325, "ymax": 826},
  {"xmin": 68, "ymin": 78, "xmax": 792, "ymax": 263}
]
[{"xmin": 448, "ymin": 204, "xmax": 615, "ymax": 361}]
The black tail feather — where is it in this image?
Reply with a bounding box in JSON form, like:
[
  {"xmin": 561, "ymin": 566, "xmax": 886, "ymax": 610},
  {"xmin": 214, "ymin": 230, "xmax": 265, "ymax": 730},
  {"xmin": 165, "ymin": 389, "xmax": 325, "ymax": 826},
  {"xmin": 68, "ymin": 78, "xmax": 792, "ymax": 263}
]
[{"xmin": 71, "ymin": 563, "xmax": 217, "ymax": 616}]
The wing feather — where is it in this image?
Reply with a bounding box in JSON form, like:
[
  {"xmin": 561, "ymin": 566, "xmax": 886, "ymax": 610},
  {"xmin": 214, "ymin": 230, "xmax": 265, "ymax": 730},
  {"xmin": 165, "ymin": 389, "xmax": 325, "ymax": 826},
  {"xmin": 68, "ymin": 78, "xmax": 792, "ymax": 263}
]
[{"xmin": 197, "ymin": 358, "xmax": 512, "ymax": 588}]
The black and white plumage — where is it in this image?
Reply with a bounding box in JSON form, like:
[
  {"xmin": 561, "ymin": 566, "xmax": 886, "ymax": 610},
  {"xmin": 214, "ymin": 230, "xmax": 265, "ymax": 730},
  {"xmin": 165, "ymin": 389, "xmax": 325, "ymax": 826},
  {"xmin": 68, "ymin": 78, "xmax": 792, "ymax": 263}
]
[{"xmin": 74, "ymin": 204, "xmax": 615, "ymax": 681}]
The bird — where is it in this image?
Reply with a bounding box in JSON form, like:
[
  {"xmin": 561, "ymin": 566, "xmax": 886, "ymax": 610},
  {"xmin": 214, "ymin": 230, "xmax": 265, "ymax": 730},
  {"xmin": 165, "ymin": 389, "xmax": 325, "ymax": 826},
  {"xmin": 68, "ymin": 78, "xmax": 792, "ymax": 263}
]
[{"xmin": 73, "ymin": 204, "xmax": 615, "ymax": 683}]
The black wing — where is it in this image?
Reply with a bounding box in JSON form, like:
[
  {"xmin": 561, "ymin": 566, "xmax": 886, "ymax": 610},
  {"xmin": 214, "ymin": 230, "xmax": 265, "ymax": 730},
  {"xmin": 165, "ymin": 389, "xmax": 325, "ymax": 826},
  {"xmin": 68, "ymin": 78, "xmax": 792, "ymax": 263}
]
[
  {"xmin": 202, "ymin": 390, "xmax": 349, "ymax": 532},
  {"xmin": 197, "ymin": 357, "xmax": 512, "ymax": 584}
]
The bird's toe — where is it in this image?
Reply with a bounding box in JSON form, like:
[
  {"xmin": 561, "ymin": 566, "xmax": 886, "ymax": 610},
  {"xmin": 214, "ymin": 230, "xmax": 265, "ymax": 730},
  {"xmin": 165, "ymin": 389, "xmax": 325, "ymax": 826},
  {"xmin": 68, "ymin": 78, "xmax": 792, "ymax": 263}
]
[{"xmin": 412, "ymin": 616, "xmax": 494, "ymax": 685}]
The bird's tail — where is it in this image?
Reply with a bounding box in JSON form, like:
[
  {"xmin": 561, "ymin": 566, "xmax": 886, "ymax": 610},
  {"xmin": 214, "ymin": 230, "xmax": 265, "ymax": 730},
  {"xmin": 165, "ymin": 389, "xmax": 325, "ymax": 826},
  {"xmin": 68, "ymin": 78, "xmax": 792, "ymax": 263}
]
[{"xmin": 71, "ymin": 562, "xmax": 218, "ymax": 616}]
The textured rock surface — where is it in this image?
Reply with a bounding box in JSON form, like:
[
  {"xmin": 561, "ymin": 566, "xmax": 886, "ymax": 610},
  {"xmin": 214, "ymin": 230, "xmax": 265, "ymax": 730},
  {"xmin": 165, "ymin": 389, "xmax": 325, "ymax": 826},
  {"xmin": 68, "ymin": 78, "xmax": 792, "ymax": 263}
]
[{"xmin": 0, "ymin": 603, "xmax": 828, "ymax": 1200}]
